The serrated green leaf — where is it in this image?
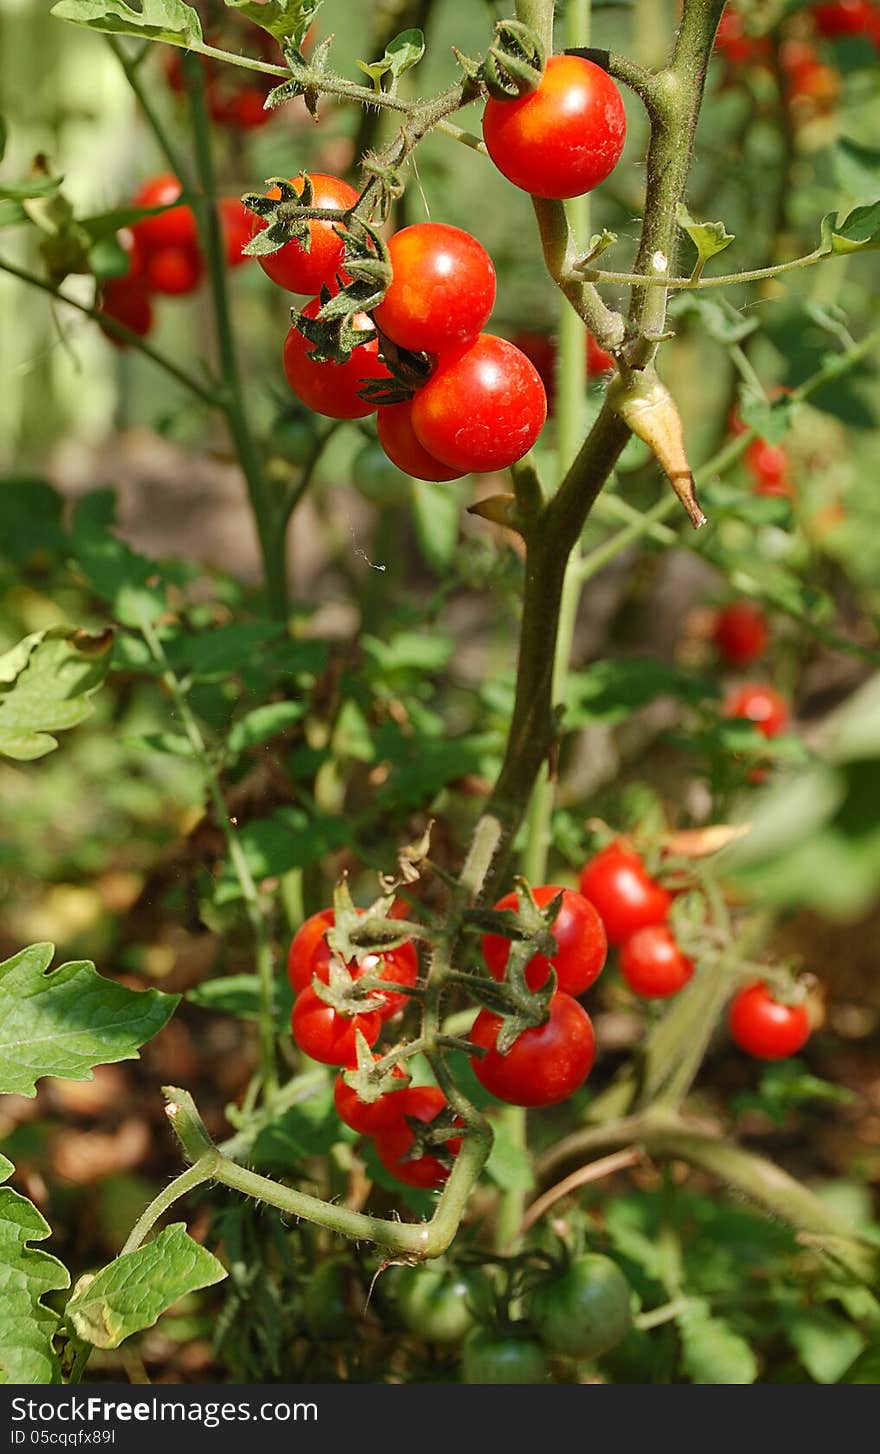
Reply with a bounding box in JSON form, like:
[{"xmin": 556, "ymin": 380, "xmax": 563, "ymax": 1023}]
[
  {"xmin": 677, "ymin": 1299, "xmax": 758, "ymax": 1384},
  {"xmin": 227, "ymin": 701, "xmax": 306, "ymax": 753},
  {"xmin": 0, "ymin": 626, "xmax": 112, "ymax": 761},
  {"xmin": 66, "ymin": 1224, "xmax": 226, "ymax": 1350},
  {"xmin": 782, "ymin": 1308, "xmax": 865, "ymax": 1384},
  {"xmin": 0, "ymin": 943, "xmax": 179, "ymax": 1097},
  {"xmin": 677, "ymin": 203, "xmax": 735, "ymax": 265},
  {"xmin": 50, "ymin": 0, "xmax": 202, "ymax": 46},
  {"xmin": 228, "ymin": 0, "xmax": 319, "ymax": 42},
  {"xmin": 357, "ymin": 27, "xmax": 425, "ymax": 90},
  {"xmin": 0, "ymin": 1154, "xmax": 70, "ymax": 1383}
]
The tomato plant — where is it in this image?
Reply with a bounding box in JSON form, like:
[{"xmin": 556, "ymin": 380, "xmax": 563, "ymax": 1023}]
[
  {"xmin": 376, "ymin": 401, "xmax": 463, "ymax": 483},
  {"xmin": 282, "ymin": 303, "xmax": 391, "ymax": 419},
  {"xmin": 374, "ymin": 223, "xmax": 497, "ymax": 356},
  {"xmin": 394, "ymin": 1264, "xmax": 482, "ymax": 1344},
  {"xmin": 723, "ymin": 684, "xmax": 790, "ymax": 738},
  {"xmin": 578, "ymin": 843, "xmax": 671, "ymax": 947},
  {"xmin": 469, "ymin": 993, "xmax": 596, "ymax": 1107},
  {"xmin": 253, "ymin": 174, "xmax": 358, "ymax": 295},
  {"xmin": 291, "ymin": 984, "xmax": 382, "ymax": 1065},
  {"xmin": 410, "ymin": 334, "xmax": 547, "ymax": 472},
  {"xmin": 712, "ymin": 602, "xmax": 769, "ymax": 665},
  {"xmin": 530, "ymin": 1253, "xmax": 632, "ymax": 1358},
  {"xmin": 481, "ymin": 885, "xmax": 607, "ymax": 993},
  {"xmin": 619, "ymin": 925, "xmax": 694, "ymax": 999},
  {"xmin": 373, "ymin": 1086, "xmax": 462, "ymax": 1189},
  {"xmin": 460, "ymin": 1328, "xmax": 548, "ymax": 1384}
]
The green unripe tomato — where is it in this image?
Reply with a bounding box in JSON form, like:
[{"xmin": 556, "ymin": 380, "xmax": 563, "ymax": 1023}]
[
  {"xmin": 352, "ymin": 441, "xmax": 412, "ymax": 506},
  {"xmin": 302, "ymin": 1257, "xmax": 352, "ymax": 1341},
  {"xmin": 272, "ymin": 411, "xmax": 316, "ymax": 466},
  {"xmin": 460, "ymin": 1327, "xmax": 549, "ymax": 1384},
  {"xmin": 395, "ymin": 1265, "xmax": 481, "ymax": 1344},
  {"xmin": 530, "ymin": 1253, "xmax": 632, "ymax": 1359}
]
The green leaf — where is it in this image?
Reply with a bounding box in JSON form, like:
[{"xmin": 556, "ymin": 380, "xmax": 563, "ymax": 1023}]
[
  {"xmin": 565, "ymin": 658, "xmax": 715, "ymax": 728},
  {"xmin": 412, "ymin": 479, "xmax": 461, "ymax": 572},
  {"xmin": 834, "ymin": 138, "xmax": 880, "ymax": 205},
  {"xmin": 213, "ymin": 808, "xmax": 351, "ymax": 903},
  {"xmin": 249, "ymin": 1085, "xmax": 343, "ymax": 1168},
  {"xmin": 50, "ymin": 0, "xmax": 202, "ymax": 46},
  {"xmin": 0, "ymin": 174, "xmax": 63, "ymax": 203},
  {"xmin": 820, "ymin": 200, "xmax": 880, "ymax": 255},
  {"xmin": 164, "ymin": 622, "xmax": 287, "ymax": 679},
  {"xmin": 0, "ymin": 626, "xmax": 112, "ymax": 761},
  {"xmin": 738, "ymin": 391, "xmax": 793, "ymax": 445},
  {"xmin": 670, "ymin": 292, "xmax": 758, "ymax": 346},
  {"xmin": 0, "ymin": 943, "xmax": 179, "ymax": 1097},
  {"xmin": 227, "ymin": 0, "xmax": 319, "ymax": 43},
  {"xmin": 0, "ymin": 478, "xmax": 66, "ymax": 562},
  {"xmin": 0, "ymin": 1153, "xmax": 70, "ymax": 1383},
  {"xmin": 71, "ymin": 490, "xmax": 173, "ymax": 626},
  {"xmin": 357, "ymin": 28, "xmax": 425, "ymax": 90},
  {"xmin": 187, "ymin": 973, "xmax": 294, "ymax": 1032},
  {"xmin": 227, "ymin": 700, "xmax": 306, "ymax": 753},
  {"xmin": 485, "ymin": 1121, "xmax": 534, "ymax": 1191},
  {"xmin": 782, "ymin": 1308, "xmax": 865, "ymax": 1384},
  {"xmin": 677, "ymin": 203, "xmax": 735, "ymax": 266},
  {"xmin": 844, "ymin": 1343, "xmax": 880, "ymax": 1383},
  {"xmin": 362, "ymin": 630, "xmax": 453, "ymax": 679},
  {"xmin": 677, "ymin": 1299, "xmax": 758, "ymax": 1384},
  {"xmin": 66, "ymin": 1224, "xmax": 226, "ymax": 1350},
  {"xmin": 123, "ymin": 732, "xmax": 194, "ymax": 758}
]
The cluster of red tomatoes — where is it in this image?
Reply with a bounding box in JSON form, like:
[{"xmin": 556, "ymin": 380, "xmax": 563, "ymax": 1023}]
[
  {"xmin": 161, "ymin": 3, "xmax": 283, "ymax": 132},
  {"xmin": 709, "ymin": 606, "xmax": 790, "ymax": 738},
  {"xmin": 99, "ymin": 174, "xmax": 252, "ymax": 344},
  {"xmin": 715, "ymin": 1, "xmax": 879, "ymax": 114}
]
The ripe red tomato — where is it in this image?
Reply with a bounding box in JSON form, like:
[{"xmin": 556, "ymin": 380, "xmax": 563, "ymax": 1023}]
[
  {"xmin": 131, "ymin": 173, "xmax": 199, "ymax": 255},
  {"xmin": 469, "ymin": 993, "xmax": 596, "ymax": 1107},
  {"xmin": 373, "ymin": 1085, "xmax": 462, "ymax": 1188},
  {"xmin": 144, "ymin": 245, "xmax": 203, "ymax": 296},
  {"xmin": 578, "ymin": 842, "xmax": 671, "ymax": 948},
  {"xmin": 218, "ymin": 198, "xmax": 253, "ymax": 268},
  {"xmin": 783, "ymin": 48, "xmax": 841, "ymax": 111},
  {"xmin": 287, "ymin": 905, "xmax": 418, "ymax": 1019},
  {"xmin": 482, "ymin": 55, "xmax": 626, "ymax": 200},
  {"xmin": 813, "ymin": 0, "xmax": 877, "ymax": 37},
  {"xmin": 333, "ymin": 1062, "xmax": 408, "ymax": 1135},
  {"xmin": 619, "ymin": 925, "xmax": 694, "ymax": 999},
  {"xmin": 254, "ymin": 174, "xmax": 358, "ymax": 295},
  {"xmin": 283, "ymin": 301, "xmax": 390, "ymax": 420},
  {"xmin": 712, "ymin": 602, "xmax": 769, "ymax": 665},
  {"xmin": 216, "ymin": 87, "xmax": 273, "ymax": 130},
  {"xmin": 290, "ymin": 984, "xmax": 381, "ymax": 1066},
  {"xmin": 510, "ymin": 330, "xmax": 614, "ymax": 415},
  {"xmin": 723, "ymin": 683, "xmax": 789, "ymax": 738},
  {"xmin": 729, "ymin": 981, "xmax": 810, "ymax": 1060},
  {"xmin": 373, "ymin": 223, "xmax": 496, "ymax": 355},
  {"xmin": 745, "ymin": 438, "xmax": 794, "ymax": 498},
  {"xmin": 410, "ymin": 334, "xmax": 547, "ymax": 473},
  {"xmin": 376, "ymin": 401, "xmax": 462, "ymax": 483},
  {"xmin": 587, "ymin": 333, "xmax": 615, "ymax": 375},
  {"xmin": 713, "ymin": 9, "xmax": 770, "ymax": 65},
  {"xmin": 99, "ymin": 277, "xmax": 154, "ymax": 345},
  {"xmin": 481, "ymin": 886, "xmax": 607, "ymax": 995}
]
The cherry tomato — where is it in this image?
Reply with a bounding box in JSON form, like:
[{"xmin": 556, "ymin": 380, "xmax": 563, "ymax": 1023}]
[
  {"xmin": 376, "ymin": 401, "xmax": 462, "ymax": 483},
  {"xmin": 394, "ymin": 1264, "xmax": 482, "ymax": 1344},
  {"xmin": 784, "ymin": 51, "xmax": 841, "ymax": 111},
  {"xmin": 283, "ymin": 301, "xmax": 390, "ymax": 420},
  {"xmin": 144, "ymin": 245, "xmax": 203, "ymax": 296},
  {"xmin": 619, "ymin": 925, "xmax": 694, "ymax": 1000},
  {"xmin": 131, "ymin": 173, "xmax": 199, "ymax": 255},
  {"xmin": 99, "ymin": 277, "xmax": 154, "ymax": 345},
  {"xmin": 411, "ymin": 334, "xmax": 547, "ymax": 473},
  {"xmin": 287, "ymin": 906, "xmax": 418, "ymax": 1019},
  {"xmin": 302, "ymin": 1257, "xmax": 352, "ymax": 1340},
  {"xmin": 578, "ymin": 842, "xmax": 671, "ymax": 947},
  {"xmin": 729, "ymin": 980, "xmax": 810, "ymax": 1060},
  {"xmin": 587, "ymin": 333, "xmax": 615, "ymax": 375},
  {"xmin": 481, "ymin": 886, "xmax": 607, "ymax": 995},
  {"xmin": 510, "ymin": 330, "xmax": 614, "ymax": 415},
  {"xmin": 723, "ymin": 683, "xmax": 789, "ymax": 738},
  {"xmin": 482, "ymin": 55, "xmax": 626, "ymax": 200},
  {"xmin": 287, "ymin": 908, "xmax": 335, "ymax": 991},
  {"xmin": 271, "ymin": 410, "xmax": 317, "ymax": 465},
  {"xmin": 531, "ymin": 1253, "xmax": 632, "ymax": 1358},
  {"xmin": 374, "ymin": 223, "xmax": 496, "ymax": 356},
  {"xmin": 218, "ymin": 197, "xmax": 253, "ymax": 268},
  {"xmin": 745, "ymin": 438, "xmax": 794, "ymax": 498},
  {"xmin": 333, "ymin": 1061, "xmax": 408, "ymax": 1135},
  {"xmin": 470, "ymin": 992, "xmax": 595, "ymax": 1107},
  {"xmin": 713, "ymin": 9, "xmax": 770, "ymax": 65},
  {"xmin": 712, "ymin": 602, "xmax": 769, "ymax": 666},
  {"xmin": 218, "ymin": 87, "xmax": 273, "ymax": 130},
  {"xmin": 253, "ymin": 173, "xmax": 358, "ymax": 295},
  {"xmin": 813, "ymin": 0, "xmax": 877, "ymax": 37},
  {"xmin": 290, "ymin": 984, "xmax": 381, "ymax": 1066},
  {"xmin": 374, "ymin": 1085, "xmax": 462, "ymax": 1189},
  {"xmin": 352, "ymin": 439, "xmax": 414, "ymax": 503},
  {"xmin": 460, "ymin": 1328, "xmax": 548, "ymax": 1384}
]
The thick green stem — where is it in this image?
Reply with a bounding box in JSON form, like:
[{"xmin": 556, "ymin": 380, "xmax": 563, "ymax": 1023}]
[
  {"xmin": 183, "ymin": 54, "xmax": 288, "ymax": 620},
  {"xmin": 121, "ymin": 1160, "xmax": 216, "ymax": 1255}
]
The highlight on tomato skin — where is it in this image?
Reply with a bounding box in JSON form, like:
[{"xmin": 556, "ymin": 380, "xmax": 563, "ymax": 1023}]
[
  {"xmin": 373, "ymin": 223, "xmax": 497, "ymax": 356},
  {"xmin": 480, "ymin": 885, "xmax": 607, "ymax": 995},
  {"xmin": 578, "ymin": 842, "xmax": 671, "ymax": 948},
  {"xmin": 469, "ymin": 992, "xmax": 596, "ymax": 1107},
  {"xmin": 723, "ymin": 683, "xmax": 790, "ymax": 739},
  {"xmin": 410, "ymin": 333, "xmax": 548, "ymax": 474}
]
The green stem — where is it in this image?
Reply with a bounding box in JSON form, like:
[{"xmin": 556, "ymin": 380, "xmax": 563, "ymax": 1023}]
[
  {"xmin": 183, "ymin": 54, "xmax": 288, "ymax": 621},
  {"xmin": 140, "ymin": 618, "xmax": 278, "ymax": 1097},
  {"xmin": 587, "ymin": 247, "xmax": 827, "ymax": 292},
  {"xmin": 121, "ymin": 1160, "xmax": 216, "ymax": 1255},
  {"xmin": 0, "ymin": 257, "xmax": 216, "ymax": 404}
]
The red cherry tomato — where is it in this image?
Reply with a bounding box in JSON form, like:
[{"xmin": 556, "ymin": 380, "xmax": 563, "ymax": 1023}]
[
  {"xmin": 376, "ymin": 401, "xmax": 463, "ymax": 483},
  {"xmin": 813, "ymin": 0, "xmax": 877, "ymax": 37},
  {"xmin": 729, "ymin": 981, "xmax": 810, "ymax": 1060},
  {"xmin": 373, "ymin": 1085, "xmax": 462, "ymax": 1188},
  {"xmin": 587, "ymin": 333, "xmax": 615, "ymax": 375},
  {"xmin": 218, "ymin": 197, "xmax": 253, "ymax": 268},
  {"xmin": 723, "ymin": 684, "xmax": 789, "ymax": 738},
  {"xmin": 783, "ymin": 49, "xmax": 841, "ymax": 111},
  {"xmin": 131, "ymin": 173, "xmax": 199, "ymax": 256},
  {"xmin": 144, "ymin": 245, "xmax": 203, "ymax": 296},
  {"xmin": 510, "ymin": 330, "xmax": 614, "ymax": 415},
  {"xmin": 410, "ymin": 334, "xmax": 547, "ymax": 473},
  {"xmin": 578, "ymin": 842, "xmax": 671, "ymax": 948},
  {"xmin": 99, "ymin": 277, "xmax": 154, "ymax": 345},
  {"xmin": 291, "ymin": 984, "xmax": 381, "ymax": 1066},
  {"xmin": 482, "ymin": 55, "xmax": 626, "ymax": 200},
  {"xmin": 373, "ymin": 223, "xmax": 496, "ymax": 356},
  {"xmin": 470, "ymin": 992, "xmax": 595, "ymax": 1107},
  {"xmin": 481, "ymin": 886, "xmax": 607, "ymax": 995},
  {"xmin": 283, "ymin": 301, "xmax": 390, "ymax": 420},
  {"xmin": 712, "ymin": 602, "xmax": 769, "ymax": 665},
  {"xmin": 218, "ymin": 87, "xmax": 273, "ymax": 130},
  {"xmin": 745, "ymin": 439, "xmax": 794, "ymax": 498},
  {"xmin": 333, "ymin": 1061, "xmax": 408, "ymax": 1135},
  {"xmin": 287, "ymin": 906, "xmax": 418, "ymax": 1020},
  {"xmin": 713, "ymin": 9, "xmax": 771, "ymax": 65},
  {"xmin": 619, "ymin": 925, "xmax": 694, "ymax": 999},
  {"xmin": 254, "ymin": 173, "xmax": 358, "ymax": 295}
]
